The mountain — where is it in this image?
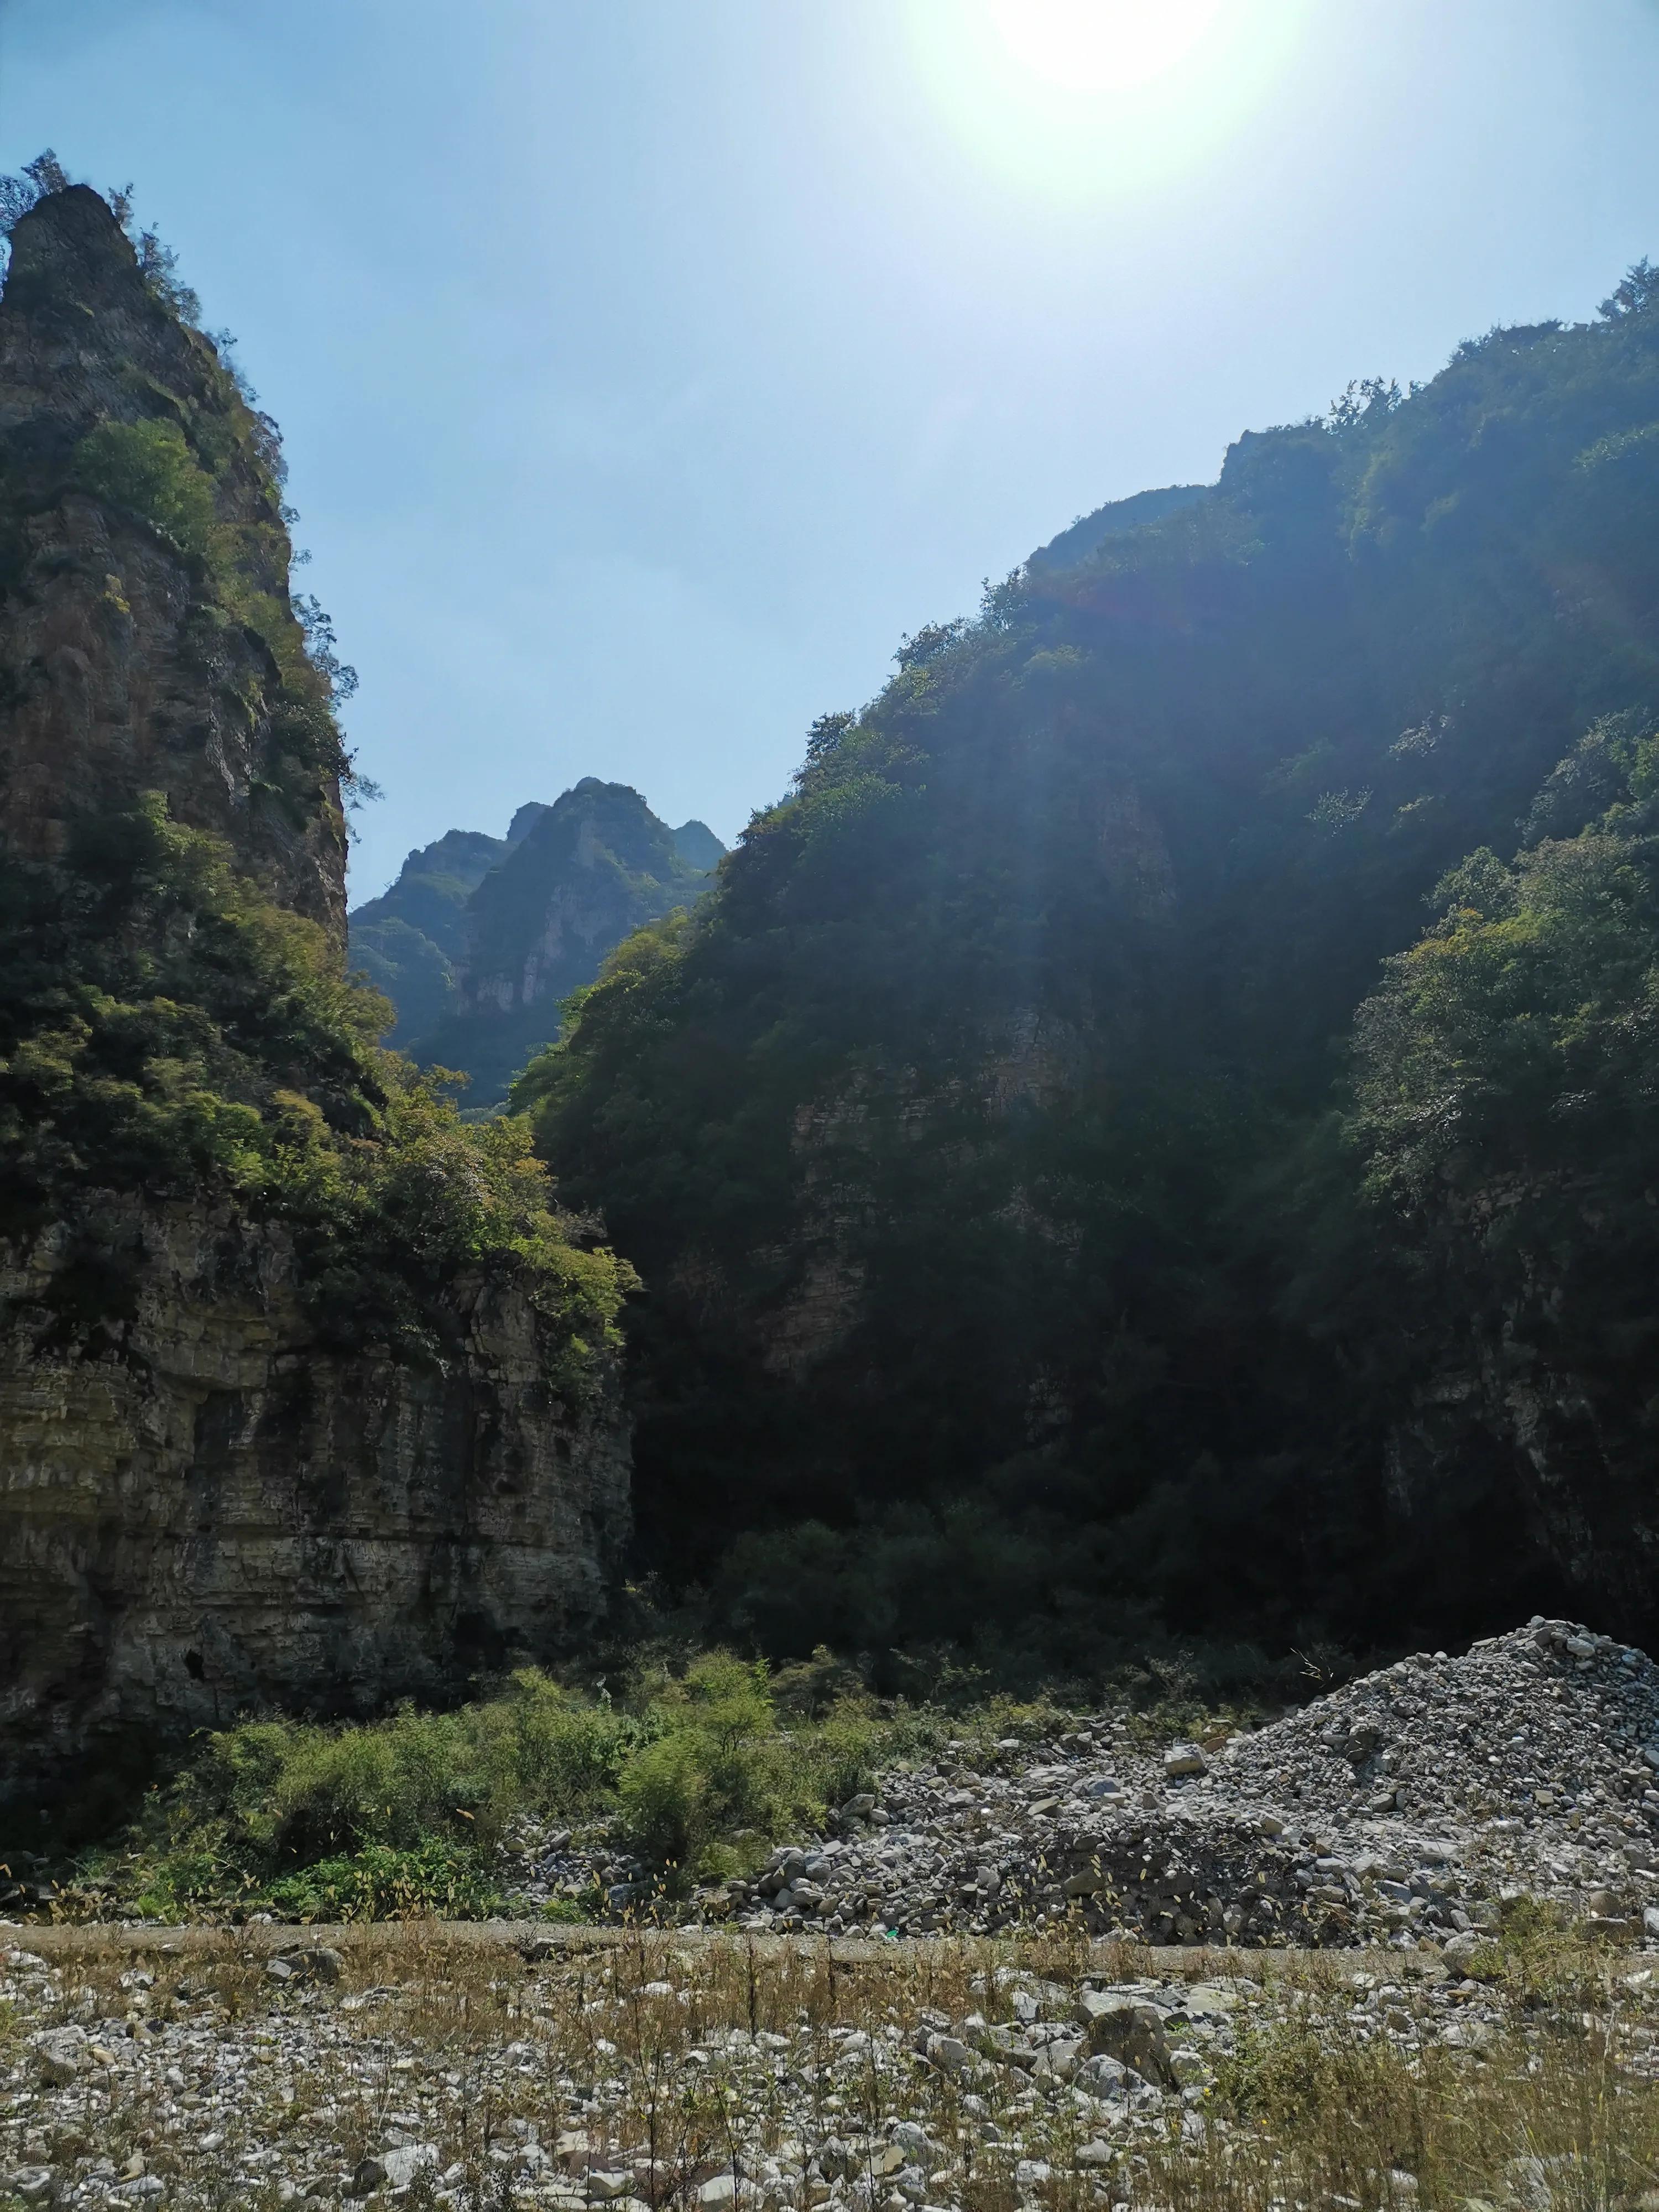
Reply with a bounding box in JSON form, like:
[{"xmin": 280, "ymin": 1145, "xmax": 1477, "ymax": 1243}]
[
  {"xmin": 671, "ymin": 817, "xmax": 726, "ymax": 870},
  {"xmin": 349, "ymin": 781, "xmax": 724, "ymax": 1105},
  {"xmin": 520, "ymin": 265, "xmax": 1659, "ymax": 1674},
  {"xmin": 1026, "ymin": 482, "xmax": 1209, "ymax": 572},
  {"xmin": 350, "ymin": 822, "xmax": 520, "ymax": 1044},
  {"xmin": 0, "ymin": 182, "xmax": 632, "ymax": 1808}
]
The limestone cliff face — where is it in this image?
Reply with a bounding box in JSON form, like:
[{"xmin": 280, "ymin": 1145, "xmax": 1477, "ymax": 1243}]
[
  {"xmin": 0, "ymin": 186, "xmax": 345, "ymax": 939},
  {"xmin": 0, "ymin": 188, "xmax": 633, "ymax": 1799},
  {"xmin": 0, "ymin": 1197, "xmax": 629, "ymax": 1794}
]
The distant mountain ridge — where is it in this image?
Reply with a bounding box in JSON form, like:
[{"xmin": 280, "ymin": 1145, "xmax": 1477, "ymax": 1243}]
[{"xmin": 349, "ymin": 780, "xmax": 723, "ymax": 1103}]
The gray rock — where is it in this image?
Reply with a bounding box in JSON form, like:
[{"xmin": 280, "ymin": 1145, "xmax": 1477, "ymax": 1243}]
[
  {"xmin": 380, "ymin": 2145, "xmax": 438, "ymax": 2193},
  {"xmin": 36, "ymin": 2028, "xmax": 85, "ymax": 2085},
  {"xmin": 1074, "ymin": 1991, "xmax": 1176, "ymax": 2088},
  {"xmin": 889, "ymin": 2123, "xmax": 939, "ymax": 2170},
  {"xmin": 583, "ymin": 2172, "xmax": 635, "ymax": 2202}
]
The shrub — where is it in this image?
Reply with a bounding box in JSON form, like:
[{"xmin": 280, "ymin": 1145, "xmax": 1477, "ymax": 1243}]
[
  {"xmin": 175, "ymin": 1707, "xmax": 489, "ymax": 1862},
  {"xmin": 476, "ymin": 1671, "xmax": 649, "ymax": 1824},
  {"xmin": 71, "ymin": 418, "xmax": 216, "ymax": 555},
  {"xmin": 258, "ymin": 1839, "xmax": 502, "ymax": 1922},
  {"xmin": 616, "ymin": 1653, "xmax": 805, "ymax": 1873}
]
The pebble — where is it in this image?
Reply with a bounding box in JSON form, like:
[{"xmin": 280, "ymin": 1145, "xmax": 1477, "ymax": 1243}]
[
  {"xmin": 3, "ymin": 1927, "xmax": 1578, "ymax": 2211},
  {"xmin": 503, "ymin": 1620, "xmax": 1659, "ymax": 1951}
]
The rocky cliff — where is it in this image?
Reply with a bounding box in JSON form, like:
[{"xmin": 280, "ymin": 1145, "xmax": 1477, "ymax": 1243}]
[
  {"xmin": 0, "ymin": 184, "xmax": 634, "ymax": 1807},
  {"xmin": 526, "ymin": 275, "xmax": 1659, "ymax": 1667},
  {"xmin": 0, "ymin": 1197, "xmax": 629, "ymax": 1802},
  {"xmin": 0, "ymin": 186, "xmax": 346, "ymax": 939},
  {"xmin": 349, "ymin": 824, "xmax": 521, "ymax": 1046}
]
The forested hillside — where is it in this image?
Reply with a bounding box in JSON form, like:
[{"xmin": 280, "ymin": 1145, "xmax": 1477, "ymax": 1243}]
[{"xmin": 519, "ymin": 264, "xmax": 1659, "ymax": 1679}]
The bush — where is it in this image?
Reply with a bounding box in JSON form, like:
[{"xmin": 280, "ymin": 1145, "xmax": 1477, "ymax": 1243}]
[
  {"xmin": 482, "ymin": 1670, "xmax": 647, "ymax": 1819},
  {"xmin": 72, "ymin": 418, "xmax": 217, "ymax": 555},
  {"xmin": 616, "ymin": 1653, "xmax": 805, "ymax": 1874},
  {"xmin": 168, "ymin": 1708, "xmax": 488, "ymax": 1872},
  {"xmin": 0, "ymin": 794, "xmax": 635, "ymax": 1368},
  {"xmin": 90, "ymin": 1648, "xmax": 896, "ymax": 1911},
  {"xmin": 258, "ymin": 1840, "xmax": 502, "ymax": 1922}
]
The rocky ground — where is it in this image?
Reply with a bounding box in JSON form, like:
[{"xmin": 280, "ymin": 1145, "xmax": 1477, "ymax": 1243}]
[
  {"xmin": 5, "ymin": 1921, "xmax": 1659, "ymax": 2210},
  {"xmin": 506, "ymin": 1622, "xmax": 1659, "ymax": 1955},
  {"xmin": 10, "ymin": 1619, "xmax": 1659, "ymax": 2207}
]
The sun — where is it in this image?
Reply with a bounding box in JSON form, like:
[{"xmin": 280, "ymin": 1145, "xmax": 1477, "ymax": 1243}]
[
  {"xmin": 905, "ymin": 0, "xmax": 1310, "ymax": 206},
  {"xmin": 987, "ymin": 0, "xmax": 1227, "ymax": 93}
]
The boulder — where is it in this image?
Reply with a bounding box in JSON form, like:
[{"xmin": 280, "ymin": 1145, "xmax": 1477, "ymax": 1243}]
[{"xmin": 1073, "ymin": 1990, "xmax": 1177, "ymax": 2088}]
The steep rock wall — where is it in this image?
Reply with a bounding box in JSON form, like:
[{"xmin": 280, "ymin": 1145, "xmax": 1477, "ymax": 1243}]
[
  {"xmin": 0, "ymin": 1194, "xmax": 630, "ymax": 1799},
  {"xmin": 0, "ymin": 186, "xmax": 345, "ymax": 938},
  {"xmin": 456, "ymin": 780, "xmax": 711, "ymax": 1020},
  {"xmin": 0, "ymin": 184, "xmax": 634, "ymax": 1799}
]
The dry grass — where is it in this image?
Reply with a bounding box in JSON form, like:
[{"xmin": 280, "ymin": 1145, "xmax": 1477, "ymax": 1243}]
[{"xmin": 6, "ymin": 1925, "xmax": 1659, "ymax": 2210}]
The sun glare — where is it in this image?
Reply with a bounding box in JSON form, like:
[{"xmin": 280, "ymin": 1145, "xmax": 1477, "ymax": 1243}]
[
  {"xmin": 988, "ymin": 0, "xmax": 1226, "ymax": 94},
  {"xmin": 906, "ymin": 0, "xmax": 1311, "ymax": 206}
]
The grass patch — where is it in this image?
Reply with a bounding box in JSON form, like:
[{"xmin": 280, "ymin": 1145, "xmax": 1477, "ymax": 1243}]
[{"xmin": 44, "ymin": 1641, "xmax": 1287, "ymax": 1924}]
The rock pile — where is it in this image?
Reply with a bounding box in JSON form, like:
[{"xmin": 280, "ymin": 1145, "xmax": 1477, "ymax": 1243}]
[{"xmin": 508, "ymin": 1620, "xmax": 1659, "ymax": 1949}]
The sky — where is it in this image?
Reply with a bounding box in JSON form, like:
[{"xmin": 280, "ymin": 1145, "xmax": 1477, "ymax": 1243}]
[{"xmin": 3, "ymin": 0, "xmax": 1659, "ymax": 900}]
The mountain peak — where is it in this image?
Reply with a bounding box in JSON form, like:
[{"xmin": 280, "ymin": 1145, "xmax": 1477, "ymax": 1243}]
[
  {"xmin": 349, "ymin": 779, "xmax": 725, "ymax": 1102},
  {"xmin": 0, "ymin": 183, "xmax": 347, "ymax": 937},
  {"xmin": 507, "ymin": 801, "xmax": 550, "ymax": 844},
  {"xmin": 672, "ymin": 818, "xmax": 726, "ymax": 871}
]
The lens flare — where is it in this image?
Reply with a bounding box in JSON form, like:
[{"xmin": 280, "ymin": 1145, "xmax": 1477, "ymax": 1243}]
[{"xmin": 988, "ymin": 0, "xmax": 1226, "ymax": 93}]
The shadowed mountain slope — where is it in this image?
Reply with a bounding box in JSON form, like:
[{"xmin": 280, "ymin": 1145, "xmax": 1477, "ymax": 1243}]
[{"xmin": 519, "ymin": 266, "xmax": 1659, "ymax": 1677}]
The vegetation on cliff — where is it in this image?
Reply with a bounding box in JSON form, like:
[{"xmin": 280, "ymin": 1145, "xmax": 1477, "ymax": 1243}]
[
  {"xmin": 0, "ymin": 794, "xmax": 630, "ymax": 1364},
  {"xmin": 520, "ymin": 263, "xmax": 1659, "ymax": 1670},
  {"xmin": 0, "ymin": 167, "xmax": 632, "ymax": 1378}
]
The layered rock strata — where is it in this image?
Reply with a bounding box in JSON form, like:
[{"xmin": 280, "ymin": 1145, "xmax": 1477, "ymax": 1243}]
[
  {"xmin": 0, "ymin": 1197, "xmax": 629, "ymax": 1795},
  {"xmin": 0, "ymin": 185, "xmax": 632, "ymax": 1799}
]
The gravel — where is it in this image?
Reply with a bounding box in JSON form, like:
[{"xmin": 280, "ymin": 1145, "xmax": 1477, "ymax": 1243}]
[
  {"xmin": 503, "ymin": 1619, "xmax": 1659, "ymax": 1951},
  {"xmin": 0, "ymin": 1931, "xmax": 1610, "ymax": 2210},
  {"xmin": 9, "ymin": 1615, "xmax": 1659, "ymax": 2205}
]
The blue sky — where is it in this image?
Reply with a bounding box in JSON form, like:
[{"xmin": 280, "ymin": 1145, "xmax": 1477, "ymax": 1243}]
[{"xmin": 4, "ymin": 0, "xmax": 1658, "ymax": 899}]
